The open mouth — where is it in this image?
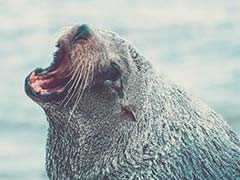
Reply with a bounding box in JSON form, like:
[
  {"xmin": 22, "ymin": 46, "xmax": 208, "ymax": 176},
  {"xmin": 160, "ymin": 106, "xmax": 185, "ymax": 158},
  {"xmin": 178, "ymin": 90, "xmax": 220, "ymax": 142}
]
[
  {"xmin": 25, "ymin": 44, "xmax": 73, "ymax": 102},
  {"xmin": 25, "ymin": 24, "xmax": 124, "ymax": 103},
  {"xmin": 25, "ymin": 24, "xmax": 98, "ymax": 103}
]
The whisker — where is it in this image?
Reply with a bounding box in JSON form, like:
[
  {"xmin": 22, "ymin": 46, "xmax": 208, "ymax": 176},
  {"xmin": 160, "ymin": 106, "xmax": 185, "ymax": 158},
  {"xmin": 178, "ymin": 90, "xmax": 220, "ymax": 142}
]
[
  {"xmin": 60, "ymin": 57, "xmax": 86, "ymax": 107},
  {"xmin": 60, "ymin": 66, "xmax": 78, "ymax": 89},
  {"xmin": 59, "ymin": 52, "xmax": 85, "ymax": 96},
  {"xmin": 74, "ymin": 62, "xmax": 91, "ymax": 106},
  {"xmin": 63, "ymin": 60, "xmax": 87, "ymax": 107},
  {"xmin": 59, "ymin": 67, "xmax": 80, "ymax": 106},
  {"xmin": 67, "ymin": 61, "xmax": 91, "ymax": 122},
  {"xmin": 63, "ymin": 59, "xmax": 84, "ymax": 89}
]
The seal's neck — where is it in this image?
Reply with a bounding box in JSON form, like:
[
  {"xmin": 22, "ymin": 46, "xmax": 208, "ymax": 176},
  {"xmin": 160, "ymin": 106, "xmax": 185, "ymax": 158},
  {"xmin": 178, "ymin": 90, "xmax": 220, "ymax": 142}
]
[{"xmin": 45, "ymin": 112, "xmax": 136, "ymax": 179}]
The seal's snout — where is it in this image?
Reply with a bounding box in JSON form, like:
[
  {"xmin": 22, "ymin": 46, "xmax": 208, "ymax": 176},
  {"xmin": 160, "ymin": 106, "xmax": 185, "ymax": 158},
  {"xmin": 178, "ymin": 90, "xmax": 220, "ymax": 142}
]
[
  {"xmin": 25, "ymin": 24, "xmax": 116, "ymax": 105},
  {"xmin": 73, "ymin": 24, "xmax": 93, "ymax": 42}
]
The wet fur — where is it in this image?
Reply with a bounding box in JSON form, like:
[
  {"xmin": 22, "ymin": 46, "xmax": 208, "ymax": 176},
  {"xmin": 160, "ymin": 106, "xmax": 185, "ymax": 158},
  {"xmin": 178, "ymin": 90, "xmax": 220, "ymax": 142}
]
[{"xmin": 37, "ymin": 29, "xmax": 240, "ymax": 179}]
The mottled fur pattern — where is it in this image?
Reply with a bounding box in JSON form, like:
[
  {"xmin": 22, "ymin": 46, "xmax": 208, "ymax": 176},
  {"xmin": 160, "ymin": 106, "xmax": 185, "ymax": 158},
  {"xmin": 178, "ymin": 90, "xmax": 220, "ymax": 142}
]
[{"xmin": 34, "ymin": 28, "xmax": 240, "ymax": 179}]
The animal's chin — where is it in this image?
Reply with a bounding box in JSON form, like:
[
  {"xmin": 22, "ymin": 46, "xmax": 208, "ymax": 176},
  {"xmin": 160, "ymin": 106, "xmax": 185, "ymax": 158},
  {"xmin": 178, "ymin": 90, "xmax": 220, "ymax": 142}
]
[{"xmin": 25, "ymin": 46, "xmax": 73, "ymax": 103}]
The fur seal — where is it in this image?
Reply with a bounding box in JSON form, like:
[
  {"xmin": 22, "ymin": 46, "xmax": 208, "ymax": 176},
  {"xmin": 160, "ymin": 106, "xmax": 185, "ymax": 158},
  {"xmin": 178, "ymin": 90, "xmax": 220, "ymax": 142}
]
[{"xmin": 25, "ymin": 24, "xmax": 240, "ymax": 180}]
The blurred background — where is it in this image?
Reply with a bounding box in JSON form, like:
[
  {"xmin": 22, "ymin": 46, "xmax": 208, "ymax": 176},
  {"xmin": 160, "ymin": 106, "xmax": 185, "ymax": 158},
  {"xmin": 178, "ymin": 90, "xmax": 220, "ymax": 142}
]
[{"xmin": 0, "ymin": 0, "xmax": 239, "ymax": 179}]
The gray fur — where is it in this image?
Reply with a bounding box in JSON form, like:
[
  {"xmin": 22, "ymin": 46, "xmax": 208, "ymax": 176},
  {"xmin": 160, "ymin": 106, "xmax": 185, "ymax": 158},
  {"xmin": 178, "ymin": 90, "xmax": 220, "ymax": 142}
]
[{"xmin": 28, "ymin": 28, "xmax": 240, "ymax": 179}]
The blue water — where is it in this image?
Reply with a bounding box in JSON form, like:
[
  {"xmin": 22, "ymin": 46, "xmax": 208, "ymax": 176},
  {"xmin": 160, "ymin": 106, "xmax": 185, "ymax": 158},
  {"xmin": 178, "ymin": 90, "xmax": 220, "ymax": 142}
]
[{"xmin": 1, "ymin": 1, "xmax": 240, "ymax": 179}]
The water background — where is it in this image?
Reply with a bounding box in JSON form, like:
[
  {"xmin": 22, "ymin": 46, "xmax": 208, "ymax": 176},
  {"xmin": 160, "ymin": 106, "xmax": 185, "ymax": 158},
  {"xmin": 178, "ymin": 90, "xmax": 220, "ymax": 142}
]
[{"xmin": 1, "ymin": 1, "xmax": 240, "ymax": 179}]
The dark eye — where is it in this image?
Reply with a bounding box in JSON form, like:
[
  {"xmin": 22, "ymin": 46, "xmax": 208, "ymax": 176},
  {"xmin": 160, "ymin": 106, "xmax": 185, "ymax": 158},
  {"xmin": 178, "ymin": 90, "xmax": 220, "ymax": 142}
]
[{"xmin": 103, "ymin": 62, "xmax": 121, "ymax": 81}]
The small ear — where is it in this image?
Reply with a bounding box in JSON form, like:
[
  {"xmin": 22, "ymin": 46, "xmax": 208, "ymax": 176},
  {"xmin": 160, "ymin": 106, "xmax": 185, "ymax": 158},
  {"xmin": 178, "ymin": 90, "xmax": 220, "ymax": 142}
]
[{"xmin": 120, "ymin": 104, "xmax": 137, "ymax": 122}]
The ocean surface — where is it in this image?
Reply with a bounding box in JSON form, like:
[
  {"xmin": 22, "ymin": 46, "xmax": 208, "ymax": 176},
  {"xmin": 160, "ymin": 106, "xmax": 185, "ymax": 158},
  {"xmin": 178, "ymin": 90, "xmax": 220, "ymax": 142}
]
[{"xmin": 1, "ymin": 1, "xmax": 240, "ymax": 179}]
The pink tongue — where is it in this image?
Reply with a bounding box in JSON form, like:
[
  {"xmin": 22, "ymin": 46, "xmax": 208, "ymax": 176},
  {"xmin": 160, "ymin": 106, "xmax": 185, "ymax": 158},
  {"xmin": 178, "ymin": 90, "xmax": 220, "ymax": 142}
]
[
  {"xmin": 29, "ymin": 56, "xmax": 71, "ymax": 95},
  {"xmin": 29, "ymin": 72, "xmax": 47, "ymax": 94}
]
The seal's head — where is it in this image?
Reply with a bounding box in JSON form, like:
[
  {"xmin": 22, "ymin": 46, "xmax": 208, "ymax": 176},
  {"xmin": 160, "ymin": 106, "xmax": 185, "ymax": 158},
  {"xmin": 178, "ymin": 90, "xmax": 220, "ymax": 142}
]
[
  {"xmin": 25, "ymin": 24, "xmax": 144, "ymax": 125},
  {"xmin": 25, "ymin": 24, "xmax": 152, "ymax": 178}
]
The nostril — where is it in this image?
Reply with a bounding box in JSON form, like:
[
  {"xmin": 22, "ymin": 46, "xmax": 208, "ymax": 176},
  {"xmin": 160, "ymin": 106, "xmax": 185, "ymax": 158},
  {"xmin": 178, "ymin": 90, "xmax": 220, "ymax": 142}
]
[{"xmin": 73, "ymin": 24, "xmax": 93, "ymax": 42}]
